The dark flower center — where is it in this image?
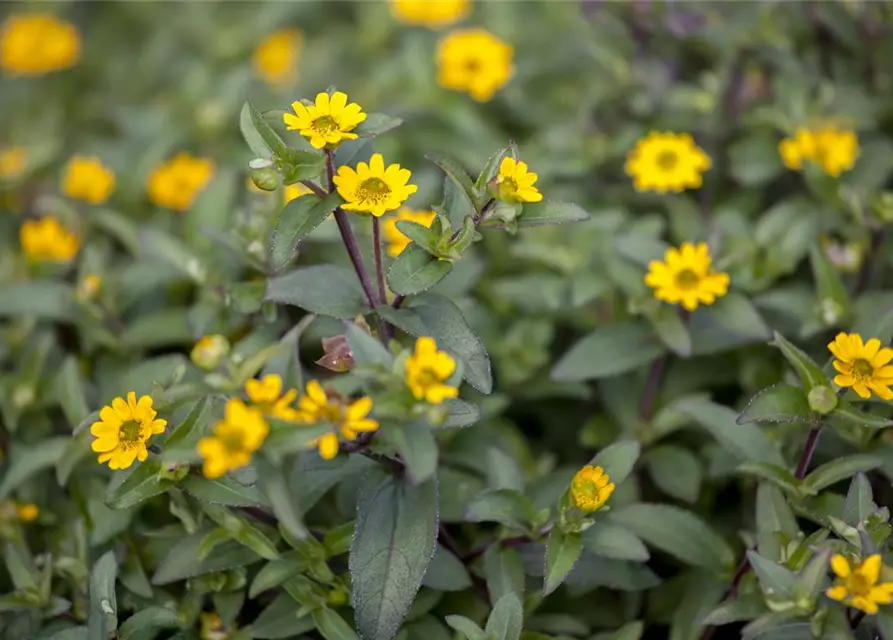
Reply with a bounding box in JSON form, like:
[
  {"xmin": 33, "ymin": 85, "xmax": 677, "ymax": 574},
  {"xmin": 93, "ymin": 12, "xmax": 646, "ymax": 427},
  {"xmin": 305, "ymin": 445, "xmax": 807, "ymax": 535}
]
[
  {"xmin": 854, "ymin": 359, "xmax": 874, "ymax": 378},
  {"xmin": 675, "ymin": 269, "xmax": 701, "ymax": 290},
  {"xmin": 313, "ymin": 115, "xmax": 339, "ymax": 133},
  {"xmin": 357, "ymin": 178, "xmax": 391, "ymax": 203},
  {"xmin": 656, "ymin": 150, "xmax": 679, "ymax": 170},
  {"xmin": 118, "ymin": 421, "xmax": 142, "ymax": 445}
]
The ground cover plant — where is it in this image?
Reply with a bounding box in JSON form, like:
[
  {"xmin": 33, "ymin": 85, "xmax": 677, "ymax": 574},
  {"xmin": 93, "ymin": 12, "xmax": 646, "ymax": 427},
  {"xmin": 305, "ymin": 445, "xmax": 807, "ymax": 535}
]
[{"xmin": 4, "ymin": 1, "xmax": 893, "ymax": 639}]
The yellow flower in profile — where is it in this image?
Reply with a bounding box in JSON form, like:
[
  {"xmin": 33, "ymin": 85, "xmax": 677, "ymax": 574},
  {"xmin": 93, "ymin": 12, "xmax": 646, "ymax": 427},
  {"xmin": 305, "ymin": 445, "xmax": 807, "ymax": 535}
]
[
  {"xmin": 827, "ymin": 554, "xmax": 893, "ymax": 615},
  {"xmin": 570, "ymin": 465, "xmax": 614, "ymax": 513},
  {"xmin": 334, "ymin": 153, "xmax": 418, "ymax": 217},
  {"xmin": 404, "ymin": 337, "xmax": 459, "ymax": 404},
  {"xmin": 382, "ymin": 208, "xmax": 437, "ymax": 257},
  {"xmin": 283, "ymin": 91, "xmax": 367, "ymax": 150},
  {"xmin": 190, "ymin": 334, "xmax": 230, "ymax": 370},
  {"xmin": 253, "ymin": 29, "xmax": 302, "ymax": 86},
  {"xmin": 90, "ymin": 392, "xmax": 168, "ymax": 470},
  {"xmin": 1, "ymin": 14, "xmax": 80, "ymax": 76},
  {"xmin": 62, "ymin": 156, "xmax": 116, "ymax": 205},
  {"xmin": 389, "ymin": 0, "xmax": 471, "ymax": 28},
  {"xmin": 494, "ymin": 157, "xmax": 543, "ymax": 203},
  {"xmin": 828, "ymin": 332, "xmax": 893, "ymax": 400},
  {"xmin": 245, "ymin": 374, "xmax": 300, "ymax": 421},
  {"xmin": 76, "ymin": 273, "xmax": 102, "ymax": 301},
  {"xmin": 295, "ymin": 380, "xmax": 379, "ymax": 460},
  {"xmin": 147, "ymin": 152, "xmax": 215, "ymax": 212},
  {"xmin": 0, "ymin": 147, "xmax": 27, "ymax": 180},
  {"xmin": 197, "ymin": 398, "xmax": 269, "ymax": 479},
  {"xmin": 20, "ymin": 217, "xmax": 80, "ymax": 262},
  {"xmin": 16, "ymin": 503, "xmax": 39, "ymax": 522},
  {"xmin": 645, "ymin": 242, "xmax": 729, "ymax": 312},
  {"xmin": 625, "ymin": 132, "xmax": 711, "ymax": 193},
  {"xmin": 284, "ymin": 182, "xmax": 313, "ymax": 204},
  {"xmin": 437, "ymin": 28, "xmax": 514, "ymax": 102},
  {"xmin": 779, "ymin": 125, "xmax": 859, "ymax": 178}
]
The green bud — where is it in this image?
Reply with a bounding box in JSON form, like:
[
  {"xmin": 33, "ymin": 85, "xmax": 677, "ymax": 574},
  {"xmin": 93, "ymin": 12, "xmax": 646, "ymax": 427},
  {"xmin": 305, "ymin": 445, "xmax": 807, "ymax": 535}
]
[
  {"xmin": 327, "ymin": 588, "xmax": 348, "ymax": 607},
  {"xmin": 251, "ymin": 167, "xmax": 279, "ymax": 192},
  {"xmin": 808, "ymin": 385, "xmax": 838, "ymax": 415},
  {"xmin": 159, "ymin": 463, "xmax": 190, "ymax": 482},
  {"xmin": 191, "ymin": 334, "xmax": 231, "ymax": 371}
]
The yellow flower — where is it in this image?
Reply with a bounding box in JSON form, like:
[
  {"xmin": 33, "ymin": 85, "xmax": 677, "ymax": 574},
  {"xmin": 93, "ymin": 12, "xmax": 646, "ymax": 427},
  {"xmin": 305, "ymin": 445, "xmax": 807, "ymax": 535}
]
[
  {"xmin": 253, "ymin": 29, "xmax": 302, "ymax": 86},
  {"xmin": 437, "ymin": 28, "xmax": 513, "ymax": 102},
  {"xmin": 644, "ymin": 242, "xmax": 729, "ymax": 312},
  {"xmin": 147, "ymin": 152, "xmax": 215, "ymax": 212},
  {"xmin": 191, "ymin": 335, "xmax": 230, "ymax": 370},
  {"xmin": 62, "ymin": 155, "xmax": 116, "ymax": 205},
  {"xmin": 245, "ymin": 374, "xmax": 300, "ymax": 421},
  {"xmin": 334, "ymin": 153, "xmax": 418, "ymax": 217},
  {"xmin": 779, "ymin": 125, "xmax": 859, "ymax": 177},
  {"xmin": 20, "ymin": 217, "xmax": 80, "ymax": 262},
  {"xmin": 570, "ymin": 465, "xmax": 614, "ymax": 513},
  {"xmin": 625, "ymin": 132, "xmax": 711, "ymax": 193},
  {"xmin": 90, "ymin": 392, "xmax": 168, "ymax": 470},
  {"xmin": 197, "ymin": 398, "xmax": 269, "ymax": 479},
  {"xmin": 494, "ymin": 157, "xmax": 543, "ymax": 203},
  {"xmin": 15, "ymin": 503, "xmax": 38, "ymax": 522},
  {"xmin": 76, "ymin": 273, "xmax": 102, "ymax": 301},
  {"xmin": 404, "ymin": 337, "xmax": 459, "ymax": 404},
  {"xmin": 389, "ymin": 0, "xmax": 471, "ymax": 28},
  {"xmin": 828, "ymin": 332, "xmax": 893, "ymax": 400},
  {"xmin": 0, "ymin": 147, "xmax": 27, "ymax": 179},
  {"xmin": 1, "ymin": 14, "xmax": 80, "ymax": 76},
  {"xmin": 200, "ymin": 611, "xmax": 234, "ymax": 640},
  {"xmin": 295, "ymin": 380, "xmax": 379, "ymax": 460},
  {"xmin": 382, "ymin": 208, "xmax": 437, "ymax": 257},
  {"xmin": 827, "ymin": 554, "xmax": 893, "ymax": 615},
  {"xmin": 284, "ymin": 182, "xmax": 313, "ymax": 204},
  {"xmin": 283, "ymin": 91, "xmax": 367, "ymax": 150}
]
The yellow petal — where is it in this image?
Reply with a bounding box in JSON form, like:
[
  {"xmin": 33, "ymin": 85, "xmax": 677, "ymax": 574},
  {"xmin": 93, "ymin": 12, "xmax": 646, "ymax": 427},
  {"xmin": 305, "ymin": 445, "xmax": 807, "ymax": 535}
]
[
  {"xmin": 318, "ymin": 433, "xmax": 340, "ymax": 460},
  {"xmin": 830, "ymin": 554, "xmax": 851, "ymax": 578},
  {"xmin": 860, "ymin": 555, "xmax": 882, "ymax": 584},
  {"xmin": 825, "ymin": 585, "xmax": 848, "ymax": 601}
]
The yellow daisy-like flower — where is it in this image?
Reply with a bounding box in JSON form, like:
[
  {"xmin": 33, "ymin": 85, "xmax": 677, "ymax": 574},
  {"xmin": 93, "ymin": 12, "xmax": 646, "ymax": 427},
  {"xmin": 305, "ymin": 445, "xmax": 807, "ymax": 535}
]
[
  {"xmin": 147, "ymin": 152, "xmax": 215, "ymax": 212},
  {"xmin": 779, "ymin": 125, "xmax": 859, "ymax": 178},
  {"xmin": 284, "ymin": 182, "xmax": 313, "ymax": 204},
  {"xmin": 404, "ymin": 337, "xmax": 459, "ymax": 404},
  {"xmin": 437, "ymin": 28, "xmax": 514, "ymax": 102},
  {"xmin": 20, "ymin": 216, "xmax": 80, "ymax": 262},
  {"xmin": 1, "ymin": 13, "xmax": 81, "ymax": 76},
  {"xmin": 283, "ymin": 91, "xmax": 367, "ymax": 150},
  {"xmin": 826, "ymin": 554, "xmax": 893, "ymax": 615},
  {"xmin": 76, "ymin": 273, "xmax": 102, "ymax": 302},
  {"xmin": 62, "ymin": 155, "xmax": 116, "ymax": 205},
  {"xmin": 389, "ymin": 0, "xmax": 471, "ymax": 28},
  {"xmin": 197, "ymin": 398, "xmax": 270, "ymax": 479},
  {"xmin": 253, "ymin": 29, "xmax": 302, "ymax": 86},
  {"xmin": 644, "ymin": 242, "xmax": 730, "ymax": 312},
  {"xmin": 245, "ymin": 374, "xmax": 300, "ymax": 421},
  {"xmin": 295, "ymin": 380, "xmax": 379, "ymax": 460},
  {"xmin": 190, "ymin": 334, "xmax": 230, "ymax": 370},
  {"xmin": 828, "ymin": 332, "xmax": 893, "ymax": 400},
  {"xmin": 570, "ymin": 465, "xmax": 614, "ymax": 513},
  {"xmin": 0, "ymin": 147, "xmax": 27, "ymax": 180},
  {"xmin": 334, "ymin": 153, "xmax": 418, "ymax": 217},
  {"xmin": 15, "ymin": 503, "xmax": 39, "ymax": 522},
  {"xmin": 494, "ymin": 157, "xmax": 543, "ymax": 203},
  {"xmin": 382, "ymin": 208, "xmax": 437, "ymax": 257},
  {"xmin": 90, "ymin": 392, "xmax": 168, "ymax": 470},
  {"xmin": 625, "ymin": 132, "xmax": 711, "ymax": 193}
]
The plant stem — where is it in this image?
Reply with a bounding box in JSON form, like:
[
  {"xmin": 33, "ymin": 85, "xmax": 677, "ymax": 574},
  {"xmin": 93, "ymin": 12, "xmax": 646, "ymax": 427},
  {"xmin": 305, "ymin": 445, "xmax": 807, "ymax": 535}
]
[
  {"xmin": 794, "ymin": 425, "xmax": 822, "ymax": 479},
  {"xmin": 392, "ymin": 294, "xmax": 406, "ymax": 309},
  {"xmin": 639, "ymin": 355, "xmax": 668, "ymax": 421},
  {"xmin": 855, "ymin": 227, "xmax": 886, "ymax": 295},
  {"xmin": 371, "ymin": 216, "xmax": 395, "ymax": 343}
]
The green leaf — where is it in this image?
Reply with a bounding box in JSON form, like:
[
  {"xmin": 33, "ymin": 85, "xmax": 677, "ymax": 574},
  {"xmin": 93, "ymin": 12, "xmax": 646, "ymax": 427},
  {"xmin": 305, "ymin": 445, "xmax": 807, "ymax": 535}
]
[
  {"xmin": 755, "ymin": 483, "xmax": 799, "ymax": 561},
  {"xmin": 4, "ymin": 543, "xmax": 36, "ymax": 590},
  {"xmin": 543, "ymin": 529, "xmax": 583, "ymax": 596},
  {"xmin": 249, "ymin": 551, "xmax": 312, "ymax": 598},
  {"xmin": 313, "ymin": 608, "xmax": 360, "ymax": 640},
  {"xmin": 245, "ymin": 101, "xmax": 289, "ymax": 159},
  {"xmin": 252, "ymin": 593, "xmax": 316, "ymax": 639},
  {"xmin": 0, "ymin": 281, "xmax": 76, "ymax": 321},
  {"xmin": 440, "ymin": 399, "xmax": 481, "ymax": 429},
  {"xmin": 266, "ymin": 265, "xmax": 369, "ymax": 317},
  {"xmin": 445, "ymin": 616, "xmax": 486, "ymax": 640},
  {"xmin": 793, "ymin": 548, "xmax": 830, "ymax": 600},
  {"xmin": 0, "ymin": 437, "xmax": 69, "ymax": 500},
  {"xmin": 87, "ymin": 551, "xmax": 118, "ymax": 640},
  {"xmin": 809, "ymin": 245, "xmax": 851, "ymax": 324},
  {"xmin": 182, "ymin": 476, "xmax": 271, "ymax": 507},
  {"xmin": 474, "ymin": 148, "xmax": 510, "ymax": 196},
  {"xmin": 163, "ymin": 397, "xmax": 210, "ymax": 451},
  {"xmin": 648, "ymin": 305, "xmax": 691, "ymax": 357},
  {"xmin": 354, "ymin": 113, "xmax": 403, "ymax": 138},
  {"xmin": 800, "ymin": 454, "xmax": 883, "ymax": 495},
  {"xmin": 485, "ymin": 593, "xmax": 523, "ymax": 640},
  {"xmin": 279, "ymin": 149, "xmax": 326, "ymax": 184},
  {"xmin": 645, "ymin": 445, "xmax": 701, "ymax": 504},
  {"xmin": 117, "ymin": 607, "xmax": 180, "ymax": 640},
  {"xmin": 728, "ymin": 133, "xmax": 784, "ymax": 186},
  {"xmin": 262, "ymin": 319, "xmax": 312, "ymax": 392},
  {"xmin": 688, "ymin": 293, "xmax": 772, "ymax": 355},
  {"xmin": 422, "ymin": 545, "xmax": 472, "ymax": 592},
  {"xmin": 105, "ymin": 461, "xmax": 172, "ymax": 509},
  {"xmin": 426, "ymin": 151, "xmax": 477, "ymax": 213},
  {"xmin": 465, "ymin": 489, "xmax": 535, "ymax": 530},
  {"xmin": 843, "ymin": 472, "xmax": 877, "ymax": 527},
  {"xmin": 345, "ymin": 320, "xmax": 393, "ymax": 367},
  {"xmin": 122, "ymin": 308, "xmax": 192, "ymax": 349},
  {"xmin": 551, "ymin": 322, "xmax": 666, "ymax": 382},
  {"xmin": 517, "ymin": 201, "xmax": 590, "ymax": 227},
  {"xmin": 582, "ymin": 522, "xmax": 650, "ymax": 562},
  {"xmin": 140, "ymin": 228, "xmax": 206, "ymax": 283},
  {"xmin": 240, "ymin": 102, "xmax": 274, "ymax": 158},
  {"xmin": 610, "ymin": 504, "xmax": 735, "ymax": 571},
  {"xmin": 349, "ymin": 474, "xmax": 438, "ymax": 640},
  {"xmin": 386, "ymin": 423, "xmax": 438, "ymax": 485},
  {"xmin": 737, "ymin": 463, "xmax": 801, "ymax": 496},
  {"xmin": 701, "ymin": 599, "xmax": 768, "ymax": 626},
  {"xmin": 736, "ymin": 384, "xmax": 813, "ymax": 425},
  {"xmin": 746, "ymin": 551, "xmax": 797, "ymax": 599},
  {"xmin": 878, "ymin": 609, "xmax": 893, "ymax": 640},
  {"xmin": 231, "ymin": 522, "xmax": 280, "ymax": 561},
  {"xmin": 256, "ymin": 457, "xmax": 308, "ymax": 541},
  {"xmin": 387, "ymin": 245, "xmax": 454, "ymax": 295},
  {"xmin": 152, "ymin": 526, "xmax": 263, "ymax": 584},
  {"xmin": 830, "ymin": 398, "xmax": 893, "ymax": 429},
  {"xmin": 770, "ymin": 331, "xmax": 829, "ymax": 391},
  {"xmin": 271, "ymin": 192, "xmax": 342, "ymax": 269},
  {"xmin": 484, "ymin": 545, "xmax": 525, "ymax": 604},
  {"xmin": 589, "ymin": 440, "xmax": 640, "ymax": 487},
  {"xmin": 55, "ymin": 356, "xmax": 90, "ymax": 428},
  {"xmin": 395, "ymin": 221, "xmax": 441, "ymax": 255}
]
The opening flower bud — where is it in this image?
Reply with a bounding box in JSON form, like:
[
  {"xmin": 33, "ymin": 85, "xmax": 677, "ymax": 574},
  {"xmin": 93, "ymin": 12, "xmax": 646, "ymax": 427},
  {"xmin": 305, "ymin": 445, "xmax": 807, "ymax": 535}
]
[
  {"xmin": 250, "ymin": 167, "xmax": 279, "ymax": 192},
  {"xmin": 191, "ymin": 334, "xmax": 231, "ymax": 370},
  {"xmin": 808, "ymin": 385, "xmax": 838, "ymax": 415}
]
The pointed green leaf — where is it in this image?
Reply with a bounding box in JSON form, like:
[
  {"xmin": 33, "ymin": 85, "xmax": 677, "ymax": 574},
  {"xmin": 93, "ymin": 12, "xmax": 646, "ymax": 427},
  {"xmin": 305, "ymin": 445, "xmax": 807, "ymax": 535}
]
[
  {"xmin": 266, "ymin": 265, "xmax": 369, "ymax": 317},
  {"xmin": 245, "ymin": 101, "xmax": 289, "ymax": 159},
  {"xmin": 770, "ymin": 331, "xmax": 829, "ymax": 391},
  {"xmin": 485, "ymin": 593, "xmax": 523, "ymax": 640},
  {"xmin": 551, "ymin": 322, "xmax": 665, "ymax": 382},
  {"xmin": 755, "ymin": 483, "xmax": 799, "ymax": 561},
  {"xmin": 354, "ymin": 113, "xmax": 403, "ymax": 138},
  {"xmin": 422, "ymin": 545, "xmax": 472, "ymax": 592},
  {"xmin": 517, "ymin": 201, "xmax": 590, "ymax": 227},
  {"xmin": 385, "ymin": 422, "xmax": 438, "ymax": 485},
  {"xmin": 105, "ymin": 461, "xmax": 172, "ymax": 509},
  {"xmin": 313, "ymin": 608, "xmax": 360, "ymax": 640},
  {"xmin": 87, "ymin": 551, "xmax": 118, "ymax": 639},
  {"xmin": 590, "ymin": 440, "xmax": 640, "ymax": 487},
  {"xmin": 344, "ymin": 320, "xmax": 393, "ymax": 367},
  {"xmin": 445, "ymin": 616, "xmax": 486, "ymax": 640},
  {"xmin": 256, "ymin": 457, "xmax": 308, "ymax": 541},
  {"xmin": 387, "ymin": 245, "xmax": 453, "ymax": 295},
  {"xmin": 843, "ymin": 472, "xmax": 877, "ymax": 527},
  {"xmin": 830, "ymin": 398, "xmax": 893, "ymax": 429},
  {"xmin": 271, "ymin": 192, "xmax": 342, "ymax": 269},
  {"xmin": 746, "ymin": 550, "xmax": 796, "ymax": 599},
  {"xmin": 182, "ymin": 476, "xmax": 271, "ymax": 507},
  {"xmin": 737, "ymin": 385, "xmax": 813, "ymax": 425},
  {"xmin": 801, "ymin": 454, "xmax": 883, "ymax": 495},
  {"xmin": 0, "ymin": 281, "xmax": 77, "ymax": 321},
  {"xmin": 117, "ymin": 606, "xmax": 180, "ymax": 640},
  {"xmin": 543, "ymin": 529, "xmax": 583, "ymax": 596}
]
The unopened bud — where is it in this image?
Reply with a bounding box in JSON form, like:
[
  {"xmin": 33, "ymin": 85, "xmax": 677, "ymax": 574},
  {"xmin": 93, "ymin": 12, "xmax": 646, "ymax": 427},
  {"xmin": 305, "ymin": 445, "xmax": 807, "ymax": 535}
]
[
  {"xmin": 316, "ymin": 335, "xmax": 355, "ymax": 372},
  {"xmin": 191, "ymin": 334, "xmax": 231, "ymax": 370},
  {"xmin": 251, "ymin": 167, "xmax": 279, "ymax": 192},
  {"xmin": 76, "ymin": 273, "xmax": 102, "ymax": 302},
  {"xmin": 808, "ymin": 385, "xmax": 838, "ymax": 415},
  {"xmin": 327, "ymin": 588, "xmax": 348, "ymax": 607}
]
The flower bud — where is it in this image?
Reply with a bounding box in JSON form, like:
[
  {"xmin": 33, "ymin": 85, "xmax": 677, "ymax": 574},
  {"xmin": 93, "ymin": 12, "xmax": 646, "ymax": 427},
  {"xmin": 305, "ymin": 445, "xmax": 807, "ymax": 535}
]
[
  {"xmin": 808, "ymin": 385, "xmax": 838, "ymax": 415},
  {"xmin": 327, "ymin": 588, "xmax": 348, "ymax": 607},
  {"xmin": 250, "ymin": 167, "xmax": 279, "ymax": 192},
  {"xmin": 191, "ymin": 335, "xmax": 231, "ymax": 370},
  {"xmin": 316, "ymin": 335, "xmax": 355, "ymax": 372},
  {"xmin": 76, "ymin": 273, "xmax": 102, "ymax": 301}
]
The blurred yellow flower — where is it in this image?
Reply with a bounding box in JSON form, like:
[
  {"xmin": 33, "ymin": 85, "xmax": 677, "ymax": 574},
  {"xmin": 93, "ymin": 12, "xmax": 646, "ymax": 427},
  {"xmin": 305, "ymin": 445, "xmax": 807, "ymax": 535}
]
[
  {"xmin": 190, "ymin": 334, "xmax": 230, "ymax": 370},
  {"xmin": 284, "ymin": 91, "xmax": 367, "ymax": 150},
  {"xmin": 62, "ymin": 155, "xmax": 116, "ymax": 205},
  {"xmin": 389, "ymin": 0, "xmax": 471, "ymax": 28},
  {"xmin": 0, "ymin": 147, "xmax": 27, "ymax": 179},
  {"xmin": 1, "ymin": 13, "xmax": 80, "ymax": 76},
  {"xmin": 494, "ymin": 157, "xmax": 543, "ymax": 203},
  {"xmin": 200, "ymin": 612, "xmax": 234, "ymax": 640},
  {"xmin": 295, "ymin": 380, "xmax": 379, "ymax": 460},
  {"xmin": 285, "ymin": 182, "xmax": 313, "ymax": 204},
  {"xmin": 827, "ymin": 554, "xmax": 893, "ymax": 615},
  {"xmin": 245, "ymin": 374, "xmax": 300, "ymax": 421},
  {"xmin": 253, "ymin": 29, "xmax": 302, "ymax": 86},
  {"xmin": 437, "ymin": 28, "xmax": 513, "ymax": 102},
  {"xmin": 20, "ymin": 217, "xmax": 80, "ymax": 262},
  {"xmin": 645, "ymin": 242, "xmax": 729, "ymax": 312},
  {"xmin": 383, "ymin": 208, "xmax": 437, "ymax": 257},
  {"xmin": 405, "ymin": 337, "xmax": 459, "ymax": 404},
  {"xmin": 77, "ymin": 273, "xmax": 102, "ymax": 301},
  {"xmin": 334, "ymin": 153, "xmax": 417, "ymax": 217},
  {"xmin": 828, "ymin": 332, "xmax": 893, "ymax": 400},
  {"xmin": 90, "ymin": 392, "xmax": 167, "ymax": 470},
  {"xmin": 147, "ymin": 152, "xmax": 215, "ymax": 212},
  {"xmin": 197, "ymin": 399, "xmax": 269, "ymax": 479},
  {"xmin": 16, "ymin": 503, "xmax": 39, "ymax": 522},
  {"xmin": 625, "ymin": 132, "xmax": 711, "ymax": 193},
  {"xmin": 779, "ymin": 125, "xmax": 859, "ymax": 177},
  {"xmin": 570, "ymin": 465, "xmax": 614, "ymax": 513}
]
